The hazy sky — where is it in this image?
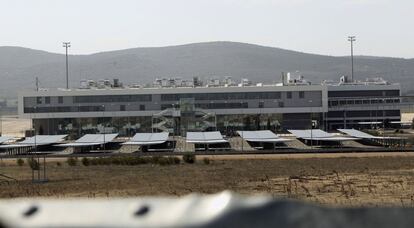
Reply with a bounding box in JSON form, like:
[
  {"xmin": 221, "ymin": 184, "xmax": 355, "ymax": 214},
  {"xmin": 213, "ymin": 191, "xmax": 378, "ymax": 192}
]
[{"xmin": 1, "ymin": 0, "xmax": 413, "ymax": 58}]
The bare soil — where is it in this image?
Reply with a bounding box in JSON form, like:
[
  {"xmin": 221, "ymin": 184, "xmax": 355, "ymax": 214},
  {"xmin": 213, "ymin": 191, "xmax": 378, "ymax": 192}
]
[{"xmin": 1, "ymin": 153, "xmax": 414, "ymax": 206}]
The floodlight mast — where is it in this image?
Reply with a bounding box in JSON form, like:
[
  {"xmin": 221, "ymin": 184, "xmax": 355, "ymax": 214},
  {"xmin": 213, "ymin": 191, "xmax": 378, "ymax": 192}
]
[
  {"xmin": 347, "ymin": 36, "xmax": 356, "ymax": 82},
  {"xmin": 63, "ymin": 42, "xmax": 71, "ymax": 89}
]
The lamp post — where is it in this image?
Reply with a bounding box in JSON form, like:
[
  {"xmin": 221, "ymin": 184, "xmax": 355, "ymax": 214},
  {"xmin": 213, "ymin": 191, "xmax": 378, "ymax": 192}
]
[
  {"xmin": 101, "ymin": 104, "xmax": 106, "ymax": 152},
  {"xmin": 240, "ymin": 102, "xmax": 244, "ymax": 152},
  {"xmin": 348, "ymin": 36, "xmax": 356, "ymax": 82},
  {"xmin": 63, "ymin": 42, "xmax": 71, "ymax": 89},
  {"xmin": 309, "ymin": 100, "xmax": 313, "ymax": 148},
  {"xmin": 32, "ymin": 106, "xmax": 37, "ymax": 182},
  {"xmin": 0, "ymin": 104, "xmax": 2, "ymax": 137}
]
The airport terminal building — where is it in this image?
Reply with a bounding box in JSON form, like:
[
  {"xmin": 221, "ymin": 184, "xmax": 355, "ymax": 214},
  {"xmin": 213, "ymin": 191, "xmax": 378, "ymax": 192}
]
[{"xmin": 18, "ymin": 75, "xmax": 402, "ymax": 139}]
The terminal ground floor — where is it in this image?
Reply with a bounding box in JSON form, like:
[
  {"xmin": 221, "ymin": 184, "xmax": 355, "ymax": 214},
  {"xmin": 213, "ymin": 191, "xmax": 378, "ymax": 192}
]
[
  {"xmin": 31, "ymin": 110, "xmax": 401, "ymax": 140},
  {"xmin": 33, "ymin": 113, "xmax": 318, "ymax": 139}
]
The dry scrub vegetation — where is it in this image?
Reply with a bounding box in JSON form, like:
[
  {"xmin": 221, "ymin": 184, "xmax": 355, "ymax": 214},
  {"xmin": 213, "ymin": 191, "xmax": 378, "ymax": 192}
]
[{"xmin": 1, "ymin": 154, "xmax": 414, "ymax": 206}]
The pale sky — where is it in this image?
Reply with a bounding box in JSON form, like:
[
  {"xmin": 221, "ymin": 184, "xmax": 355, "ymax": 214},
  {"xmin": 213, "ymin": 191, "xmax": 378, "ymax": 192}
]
[{"xmin": 1, "ymin": 0, "xmax": 413, "ymax": 58}]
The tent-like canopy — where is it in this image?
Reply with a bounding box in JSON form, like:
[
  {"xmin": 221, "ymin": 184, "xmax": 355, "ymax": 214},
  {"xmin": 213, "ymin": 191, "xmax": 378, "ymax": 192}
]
[
  {"xmin": 237, "ymin": 130, "xmax": 292, "ymax": 143},
  {"xmin": 0, "ymin": 136, "xmax": 12, "ymax": 145},
  {"xmin": 56, "ymin": 134, "xmax": 118, "ymax": 147},
  {"xmin": 288, "ymin": 129, "xmax": 357, "ymax": 141},
  {"xmin": 122, "ymin": 132, "xmax": 169, "ymax": 145},
  {"xmin": 338, "ymin": 129, "xmax": 403, "ymax": 140},
  {"xmin": 186, "ymin": 132, "xmax": 227, "ymax": 144},
  {"xmin": 0, "ymin": 135, "xmax": 67, "ymax": 149},
  {"xmin": 358, "ymin": 121, "xmax": 382, "ymax": 125}
]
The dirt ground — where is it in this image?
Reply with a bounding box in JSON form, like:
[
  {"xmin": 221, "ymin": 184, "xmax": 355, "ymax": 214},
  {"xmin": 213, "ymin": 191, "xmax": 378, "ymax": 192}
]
[{"xmin": 1, "ymin": 153, "xmax": 414, "ymax": 207}]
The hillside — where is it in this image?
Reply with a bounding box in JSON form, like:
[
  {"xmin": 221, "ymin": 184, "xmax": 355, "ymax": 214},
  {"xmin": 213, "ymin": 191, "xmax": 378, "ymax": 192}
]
[{"xmin": 0, "ymin": 41, "xmax": 413, "ymax": 98}]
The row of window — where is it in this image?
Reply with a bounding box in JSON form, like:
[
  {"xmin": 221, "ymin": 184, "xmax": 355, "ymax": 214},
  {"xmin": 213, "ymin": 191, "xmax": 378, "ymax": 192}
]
[
  {"xmin": 73, "ymin": 95, "xmax": 152, "ymax": 103},
  {"xmin": 24, "ymin": 100, "xmax": 292, "ymax": 114},
  {"xmin": 36, "ymin": 96, "xmax": 64, "ymax": 104},
  {"xmin": 160, "ymin": 91, "xmax": 307, "ymax": 101},
  {"xmin": 30, "ymin": 91, "xmax": 309, "ymax": 105},
  {"xmin": 328, "ymin": 90, "xmax": 400, "ymax": 98},
  {"xmin": 24, "ymin": 105, "xmax": 148, "ymax": 113},
  {"xmin": 329, "ymin": 98, "xmax": 400, "ymax": 107},
  {"xmin": 327, "ymin": 110, "xmax": 400, "ymax": 118}
]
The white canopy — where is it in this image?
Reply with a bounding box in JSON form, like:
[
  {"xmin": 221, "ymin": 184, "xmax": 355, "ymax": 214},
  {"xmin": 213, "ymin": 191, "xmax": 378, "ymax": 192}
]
[
  {"xmin": 0, "ymin": 136, "xmax": 12, "ymax": 144},
  {"xmin": 237, "ymin": 130, "xmax": 292, "ymax": 143},
  {"xmin": 122, "ymin": 132, "xmax": 169, "ymax": 145},
  {"xmin": 186, "ymin": 132, "xmax": 227, "ymax": 144},
  {"xmin": 56, "ymin": 134, "xmax": 118, "ymax": 147},
  {"xmin": 358, "ymin": 121, "xmax": 382, "ymax": 125},
  {"xmin": 288, "ymin": 129, "xmax": 356, "ymax": 142},
  {"xmin": 338, "ymin": 129, "xmax": 403, "ymax": 140},
  {"xmin": 0, "ymin": 135, "xmax": 67, "ymax": 149}
]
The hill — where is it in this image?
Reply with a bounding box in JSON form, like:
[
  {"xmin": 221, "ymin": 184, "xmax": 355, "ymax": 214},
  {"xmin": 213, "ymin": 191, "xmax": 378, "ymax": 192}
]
[{"xmin": 0, "ymin": 41, "xmax": 413, "ymax": 98}]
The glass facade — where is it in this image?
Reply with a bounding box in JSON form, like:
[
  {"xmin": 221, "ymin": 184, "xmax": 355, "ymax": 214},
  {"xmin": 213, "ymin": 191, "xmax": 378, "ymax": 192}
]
[
  {"xmin": 160, "ymin": 92, "xmax": 283, "ymax": 101},
  {"xmin": 33, "ymin": 112, "xmax": 320, "ymax": 138},
  {"xmin": 23, "ymin": 90, "xmax": 321, "ymax": 114}
]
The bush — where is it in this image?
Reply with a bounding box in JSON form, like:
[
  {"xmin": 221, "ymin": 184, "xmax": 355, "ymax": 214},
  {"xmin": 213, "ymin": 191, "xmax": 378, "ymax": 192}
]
[
  {"xmin": 27, "ymin": 158, "xmax": 39, "ymax": 170},
  {"xmin": 172, "ymin": 156, "xmax": 181, "ymax": 165},
  {"xmin": 151, "ymin": 156, "xmax": 161, "ymax": 164},
  {"xmin": 67, "ymin": 157, "xmax": 78, "ymax": 166},
  {"xmin": 157, "ymin": 157, "xmax": 169, "ymax": 166},
  {"xmin": 16, "ymin": 158, "xmax": 24, "ymax": 166},
  {"xmin": 183, "ymin": 154, "xmax": 196, "ymax": 164},
  {"xmin": 203, "ymin": 157, "xmax": 210, "ymax": 165},
  {"xmin": 81, "ymin": 157, "xmax": 90, "ymax": 166},
  {"xmin": 85, "ymin": 156, "xmax": 180, "ymax": 166}
]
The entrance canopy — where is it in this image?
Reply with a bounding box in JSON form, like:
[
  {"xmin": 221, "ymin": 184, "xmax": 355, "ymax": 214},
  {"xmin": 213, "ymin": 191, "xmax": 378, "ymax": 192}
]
[
  {"xmin": 288, "ymin": 129, "xmax": 356, "ymax": 141},
  {"xmin": 186, "ymin": 132, "xmax": 227, "ymax": 144},
  {"xmin": 237, "ymin": 130, "xmax": 292, "ymax": 143},
  {"xmin": 0, "ymin": 136, "xmax": 12, "ymax": 144},
  {"xmin": 0, "ymin": 135, "xmax": 67, "ymax": 149},
  {"xmin": 338, "ymin": 129, "xmax": 403, "ymax": 140},
  {"xmin": 123, "ymin": 132, "xmax": 169, "ymax": 145},
  {"xmin": 56, "ymin": 134, "xmax": 118, "ymax": 147},
  {"xmin": 358, "ymin": 121, "xmax": 382, "ymax": 125}
]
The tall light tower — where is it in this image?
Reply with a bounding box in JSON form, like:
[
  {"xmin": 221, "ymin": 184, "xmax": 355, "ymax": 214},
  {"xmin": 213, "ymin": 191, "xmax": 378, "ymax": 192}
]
[
  {"xmin": 63, "ymin": 42, "xmax": 71, "ymax": 89},
  {"xmin": 347, "ymin": 36, "xmax": 356, "ymax": 82}
]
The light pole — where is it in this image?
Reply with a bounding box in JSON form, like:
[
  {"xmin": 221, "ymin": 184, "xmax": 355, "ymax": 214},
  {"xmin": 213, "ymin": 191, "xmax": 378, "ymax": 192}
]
[
  {"xmin": 309, "ymin": 100, "xmax": 313, "ymax": 148},
  {"xmin": 101, "ymin": 104, "xmax": 106, "ymax": 152},
  {"xmin": 0, "ymin": 104, "xmax": 2, "ymax": 136},
  {"xmin": 63, "ymin": 42, "xmax": 71, "ymax": 89},
  {"xmin": 348, "ymin": 36, "xmax": 356, "ymax": 82}
]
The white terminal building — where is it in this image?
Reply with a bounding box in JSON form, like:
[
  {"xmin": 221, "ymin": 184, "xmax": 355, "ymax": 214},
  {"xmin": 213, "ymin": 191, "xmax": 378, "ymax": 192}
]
[{"xmin": 18, "ymin": 73, "xmax": 402, "ymax": 139}]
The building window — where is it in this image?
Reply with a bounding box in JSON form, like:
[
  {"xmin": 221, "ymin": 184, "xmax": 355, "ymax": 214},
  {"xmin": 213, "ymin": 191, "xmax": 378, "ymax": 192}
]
[
  {"xmin": 299, "ymin": 91, "xmax": 305, "ymax": 99},
  {"xmin": 120, "ymin": 105, "xmax": 126, "ymax": 111},
  {"xmin": 258, "ymin": 101, "xmax": 264, "ymax": 108},
  {"xmin": 36, "ymin": 97, "xmax": 42, "ymax": 104},
  {"xmin": 287, "ymin": 92, "xmax": 292, "ymax": 99},
  {"xmin": 58, "ymin": 96, "xmax": 63, "ymax": 104},
  {"xmin": 45, "ymin": 97, "xmax": 50, "ymax": 104},
  {"xmin": 278, "ymin": 101, "xmax": 284, "ymax": 107},
  {"xmin": 139, "ymin": 105, "xmax": 145, "ymax": 111}
]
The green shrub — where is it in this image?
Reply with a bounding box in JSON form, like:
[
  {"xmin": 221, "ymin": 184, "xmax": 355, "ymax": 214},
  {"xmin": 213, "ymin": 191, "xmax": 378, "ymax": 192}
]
[
  {"xmin": 166, "ymin": 156, "xmax": 180, "ymax": 165},
  {"xmin": 183, "ymin": 154, "xmax": 196, "ymax": 164},
  {"xmin": 27, "ymin": 158, "xmax": 39, "ymax": 170},
  {"xmin": 85, "ymin": 156, "xmax": 180, "ymax": 166},
  {"xmin": 203, "ymin": 157, "xmax": 210, "ymax": 165},
  {"xmin": 81, "ymin": 157, "xmax": 90, "ymax": 166},
  {"xmin": 67, "ymin": 157, "xmax": 78, "ymax": 166},
  {"xmin": 157, "ymin": 157, "xmax": 169, "ymax": 166},
  {"xmin": 16, "ymin": 158, "xmax": 24, "ymax": 166},
  {"xmin": 151, "ymin": 156, "xmax": 161, "ymax": 164}
]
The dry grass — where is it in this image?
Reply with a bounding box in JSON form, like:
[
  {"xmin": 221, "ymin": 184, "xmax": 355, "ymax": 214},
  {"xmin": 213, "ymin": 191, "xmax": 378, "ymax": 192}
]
[{"xmin": 2, "ymin": 155, "xmax": 414, "ymax": 206}]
